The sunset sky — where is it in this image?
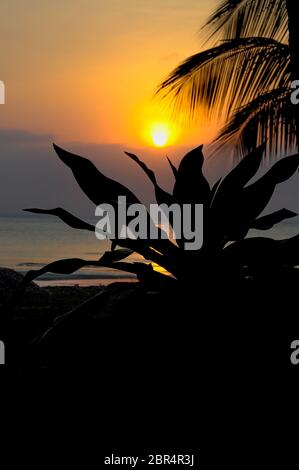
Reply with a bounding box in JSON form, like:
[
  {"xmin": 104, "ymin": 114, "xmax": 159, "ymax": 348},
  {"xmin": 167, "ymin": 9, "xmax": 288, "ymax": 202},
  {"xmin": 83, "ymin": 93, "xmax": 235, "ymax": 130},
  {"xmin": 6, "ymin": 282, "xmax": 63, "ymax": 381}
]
[
  {"xmin": 1, "ymin": 0, "xmax": 216, "ymax": 146},
  {"xmin": 1, "ymin": 0, "xmax": 298, "ymax": 216}
]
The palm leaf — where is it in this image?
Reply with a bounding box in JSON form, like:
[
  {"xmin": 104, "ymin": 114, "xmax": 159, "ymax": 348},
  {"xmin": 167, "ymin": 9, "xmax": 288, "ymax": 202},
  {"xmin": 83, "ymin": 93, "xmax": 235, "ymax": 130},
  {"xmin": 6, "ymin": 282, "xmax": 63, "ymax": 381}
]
[
  {"xmin": 215, "ymin": 88, "xmax": 296, "ymax": 157},
  {"xmin": 204, "ymin": 0, "xmax": 287, "ymax": 43},
  {"xmin": 157, "ymin": 38, "xmax": 289, "ymax": 121}
]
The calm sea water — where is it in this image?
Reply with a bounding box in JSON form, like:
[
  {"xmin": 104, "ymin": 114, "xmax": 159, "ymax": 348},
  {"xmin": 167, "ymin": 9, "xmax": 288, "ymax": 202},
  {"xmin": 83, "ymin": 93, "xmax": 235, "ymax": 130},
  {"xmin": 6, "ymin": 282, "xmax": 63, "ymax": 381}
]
[
  {"xmin": 0, "ymin": 214, "xmax": 141, "ymax": 286},
  {"xmin": 0, "ymin": 214, "xmax": 299, "ymax": 286}
]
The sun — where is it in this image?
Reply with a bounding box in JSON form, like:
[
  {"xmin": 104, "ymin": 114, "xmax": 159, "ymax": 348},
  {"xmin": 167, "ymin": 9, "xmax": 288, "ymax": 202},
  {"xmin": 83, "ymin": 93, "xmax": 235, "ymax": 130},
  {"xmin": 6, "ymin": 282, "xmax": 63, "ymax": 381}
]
[
  {"xmin": 151, "ymin": 123, "xmax": 170, "ymax": 147},
  {"xmin": 153, "ymin": 130, "xmax": 167, "ymax": 147}
]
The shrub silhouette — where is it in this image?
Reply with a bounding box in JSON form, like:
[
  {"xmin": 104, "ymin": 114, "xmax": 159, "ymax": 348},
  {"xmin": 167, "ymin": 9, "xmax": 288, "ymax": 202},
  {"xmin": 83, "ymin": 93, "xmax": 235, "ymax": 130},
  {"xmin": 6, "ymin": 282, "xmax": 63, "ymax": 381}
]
[{"xmin": 24, "ymin": 143, "xmax": 299, "ymax": 288}]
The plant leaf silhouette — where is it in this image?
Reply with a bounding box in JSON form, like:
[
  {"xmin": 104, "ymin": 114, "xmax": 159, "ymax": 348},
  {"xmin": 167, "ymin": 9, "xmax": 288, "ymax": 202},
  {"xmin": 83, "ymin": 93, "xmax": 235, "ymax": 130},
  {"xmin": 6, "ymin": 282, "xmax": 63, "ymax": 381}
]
[
  {"xmin": 209, "ymin": 151, "xmax": 299, "ymax": 243},
  {"xmin": 173, "ymin": 145, "xmax": 210, "ymax": 204},
  {"xmin": 26, "ymin": 144, "xmax": 299, "ymax": 290},
  {"xmin": 24, "ymin": 258, "xmax": 92, "ymax": 284},
  {"xmin": 211, "ymin": 143, "xmax": 266, "ymax": 210},
  {"xmin": 124, "ymin": 151, "xmax": 174, "ymax": 206},
  {"xmin": 209, "ymin": 178, "xmax": 222, "ymax": 205},
  {"xmin": 53, "ymin": 145, "xmax": 173, "ymax": 258},
  {"xmin": 23, "ymin": 207, "xmax": 94, "ymax": 232},
  {"xmin": 53, "ymin": 144, "xmax": 140, "ymax": 206},
  {"xmin": 23, "ymin": 256, "xmax": 153, "ymax": 284},
  {"xmin": 241, "ymin": 153, "xmax": 299, "ymax": 220},
  {"xmin": 99, "ymin": 249, "xmax": 133, "ymax": 263},
  {"xmin": 166, "ymin": 156, "xmax": 178, "ymax": 179},
  {"xmin": 253, "ymin": 209, "xmax": 297, "ymax": 230}
]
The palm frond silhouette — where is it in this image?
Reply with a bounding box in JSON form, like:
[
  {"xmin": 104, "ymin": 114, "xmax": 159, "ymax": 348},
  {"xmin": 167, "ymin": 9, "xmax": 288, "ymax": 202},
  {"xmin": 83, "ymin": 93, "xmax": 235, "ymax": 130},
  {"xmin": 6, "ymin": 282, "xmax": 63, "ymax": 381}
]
[{"xmin": 157, "ymin": 0, "xmax": 299, "ymax": 158}]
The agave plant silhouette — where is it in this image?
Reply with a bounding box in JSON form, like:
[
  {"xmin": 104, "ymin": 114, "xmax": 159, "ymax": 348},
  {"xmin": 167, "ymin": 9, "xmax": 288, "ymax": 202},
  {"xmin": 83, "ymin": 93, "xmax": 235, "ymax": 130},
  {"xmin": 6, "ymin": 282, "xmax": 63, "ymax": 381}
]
[
  {"xmin": 157, "ymin": 0, "xmax": 299, "ymax": 158},
  {"xmin": 23, "ymin": 143, "xmax": 299, "ymax": 290}
]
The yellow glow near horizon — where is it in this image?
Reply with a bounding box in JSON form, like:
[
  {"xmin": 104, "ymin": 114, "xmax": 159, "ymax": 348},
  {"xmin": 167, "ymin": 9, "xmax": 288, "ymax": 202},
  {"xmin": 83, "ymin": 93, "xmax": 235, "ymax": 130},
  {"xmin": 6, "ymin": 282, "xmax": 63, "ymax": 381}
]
[{"xmin": 150, "ymin": 123, "xmax": 171, "ymax": 147}]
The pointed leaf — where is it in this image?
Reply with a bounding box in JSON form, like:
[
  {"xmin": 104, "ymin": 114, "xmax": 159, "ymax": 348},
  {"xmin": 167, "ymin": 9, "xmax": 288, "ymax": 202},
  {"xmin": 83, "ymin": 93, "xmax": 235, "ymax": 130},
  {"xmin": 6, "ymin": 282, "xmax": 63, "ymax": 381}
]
[
  {"xmin": 252, "ymin": 209, "xmax": 297, "ymax": 230},
  {"xmin": 166, "ymin": 156, "xmax": 178, "ymax": 179},
  {"xmin": 124, "ymin": 151, "xmax": 174, "ymax": 206},
  {"xmin": 211, "ymin": 143, "xmax": 265, "ymax": 209},
  {"xmin": 23, "ymin": 258, "xmax": 90, "ymax": 284},
  {"xmin": 53, "ymin": 144, "xmax": 139, "ymax": 206},
  {"xmin": 242, "ymin": 153, "xmax": 299, "ymax": 220},
  {"xmin": 264, "ymin": 153, "xmax": 299, "ymax": 183},
  {"xmin": 23, "ymin": 257, "xmax": 153, "ymax": 284},
  {"xmin": 99, "ymin": 249, "xmax": 133, "ymax": 264},
  {"xmin": 209, "ymin": 152, "xmax": 299, "ymax": 245},
  {"xmin": 209, "ymin": 177, "xmax": 222, "ymax": 205},
  {"xmin": 173, "ymin": 145, "xmax": 210, "ymax": 203},
  {"xmin": 53, "ymin": 145, "xmax": 177, "ymax": 259},
  {"xmin": 23, "ymin": 208, "xmax": 94, "ymax": 231},
  {"xmin": 225, "ymin": 142, "xmax": 266, "ymax": 187}
]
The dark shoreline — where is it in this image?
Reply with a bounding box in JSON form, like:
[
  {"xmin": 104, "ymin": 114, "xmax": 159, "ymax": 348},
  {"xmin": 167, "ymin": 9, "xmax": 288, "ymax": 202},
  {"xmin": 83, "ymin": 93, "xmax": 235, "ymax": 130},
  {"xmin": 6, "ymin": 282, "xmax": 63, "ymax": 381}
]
[{"xmin": 0, "ymin": 267, "xmax": 113, "ymax": 361}]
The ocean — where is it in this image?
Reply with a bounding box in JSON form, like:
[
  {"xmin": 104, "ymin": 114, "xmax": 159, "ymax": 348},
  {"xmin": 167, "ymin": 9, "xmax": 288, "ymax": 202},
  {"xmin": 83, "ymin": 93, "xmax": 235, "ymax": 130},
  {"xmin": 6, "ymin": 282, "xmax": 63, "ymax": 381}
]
[
  {"xmin": 0, "ymin": 214, "xmax": 141, "ymax": 286},
  {"xmin": 1, "ymin": 214, "xmax": 299, "ymax": 286}
]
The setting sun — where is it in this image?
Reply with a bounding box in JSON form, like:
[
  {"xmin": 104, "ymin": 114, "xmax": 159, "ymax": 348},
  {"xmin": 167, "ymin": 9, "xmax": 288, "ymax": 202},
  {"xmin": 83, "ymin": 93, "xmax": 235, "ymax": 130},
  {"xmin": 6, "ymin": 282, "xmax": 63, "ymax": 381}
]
[{"xmin": 151, "ymin": 123, "xmax": 170, "ymax": 147}]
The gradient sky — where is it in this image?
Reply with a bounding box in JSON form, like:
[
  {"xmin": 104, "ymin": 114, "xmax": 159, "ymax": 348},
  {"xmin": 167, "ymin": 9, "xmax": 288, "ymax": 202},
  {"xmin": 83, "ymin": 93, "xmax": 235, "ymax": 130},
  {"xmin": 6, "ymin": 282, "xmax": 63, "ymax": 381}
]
[
  {"xmin": 1, "ymin": 0, "xmax": 299, "ymax": 216},
  {"xmin": 1, "ymin": 0, "xmax": 216, "ymax": 146}
]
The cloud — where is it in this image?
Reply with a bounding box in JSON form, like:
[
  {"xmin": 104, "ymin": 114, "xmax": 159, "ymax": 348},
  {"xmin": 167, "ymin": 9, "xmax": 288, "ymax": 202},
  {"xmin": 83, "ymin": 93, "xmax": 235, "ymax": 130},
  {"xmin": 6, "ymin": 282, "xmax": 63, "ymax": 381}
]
[{"xmin": 0, "ymin": 128, "xmax": 53, "ymax": 145}]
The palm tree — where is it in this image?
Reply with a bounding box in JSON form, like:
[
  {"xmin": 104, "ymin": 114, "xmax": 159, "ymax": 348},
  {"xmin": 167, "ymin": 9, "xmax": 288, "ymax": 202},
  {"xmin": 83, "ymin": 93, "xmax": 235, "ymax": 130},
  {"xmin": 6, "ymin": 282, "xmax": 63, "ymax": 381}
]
[{"xmin": 157, "ymin": 0, "xmax": 299, "ymax": 159}]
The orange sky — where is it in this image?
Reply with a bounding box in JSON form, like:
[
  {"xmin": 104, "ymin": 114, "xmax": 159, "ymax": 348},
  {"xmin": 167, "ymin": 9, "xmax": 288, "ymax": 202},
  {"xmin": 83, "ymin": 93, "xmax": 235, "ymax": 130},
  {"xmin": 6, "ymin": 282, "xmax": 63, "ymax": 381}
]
[
  {"xmin": 1, "ymin": 1, "xmax": 299, "ymax": 220},
  {"xmin": 0, "ymin": 0, "xmax": 218, "ymax": 148}
]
